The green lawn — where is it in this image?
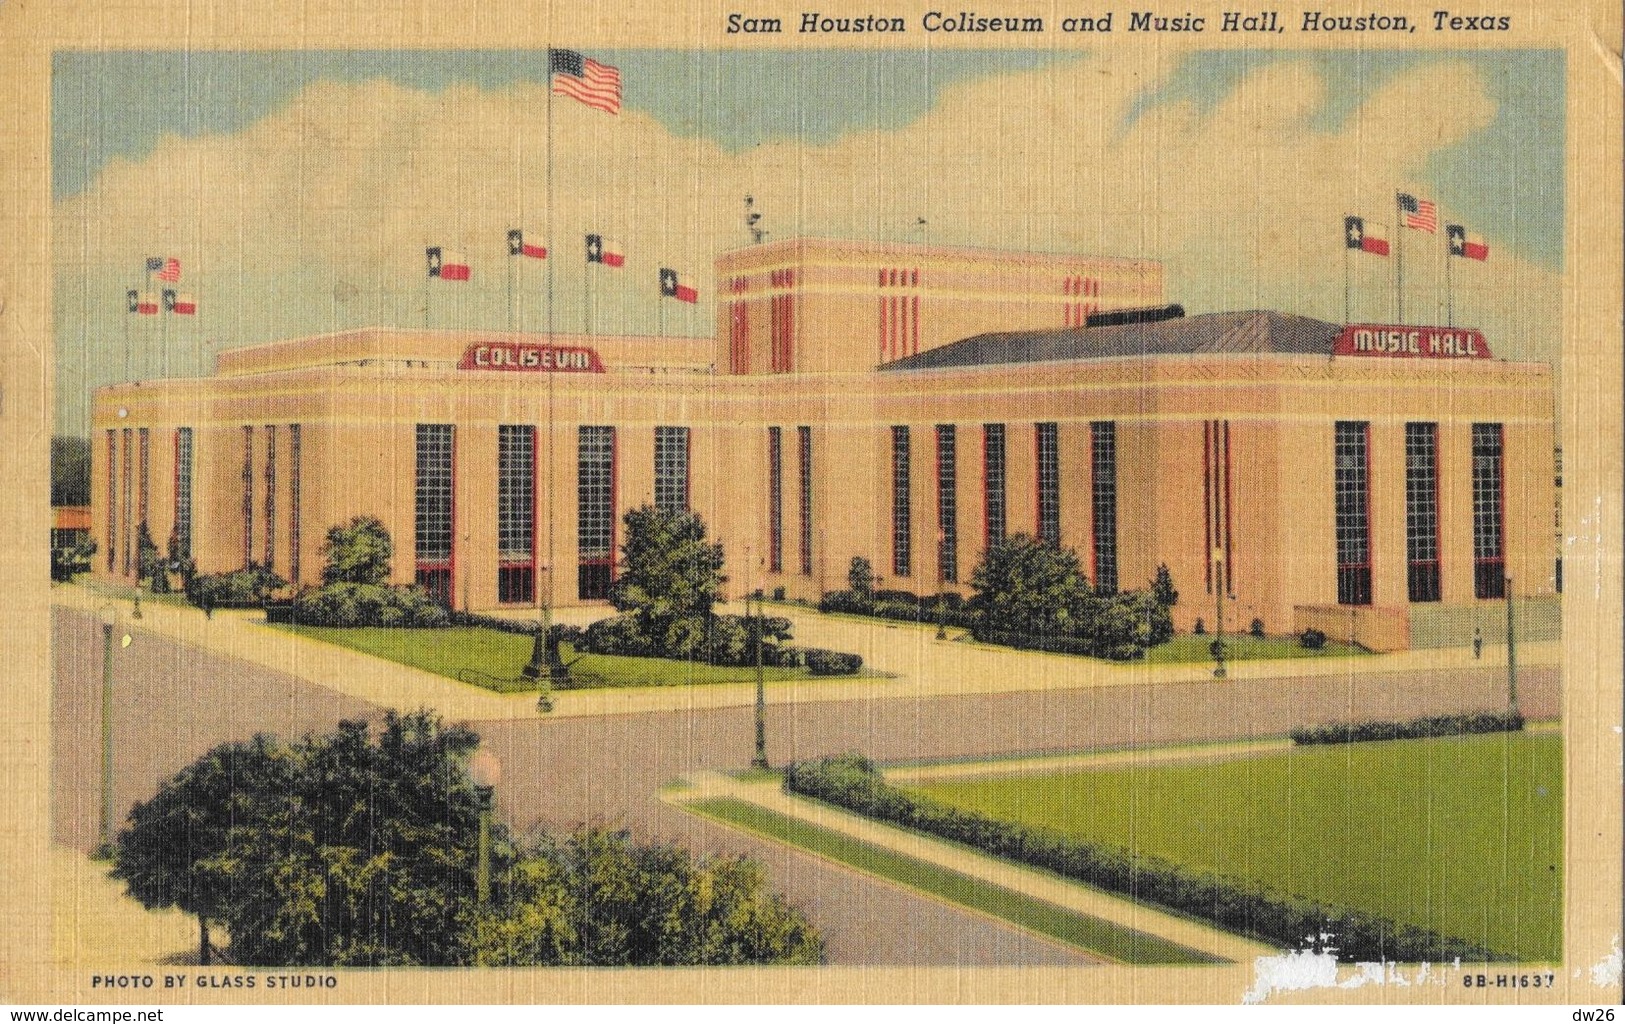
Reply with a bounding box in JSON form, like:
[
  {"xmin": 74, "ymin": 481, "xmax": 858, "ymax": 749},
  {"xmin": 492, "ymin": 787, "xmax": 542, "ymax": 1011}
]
[
  {"xmin": 276, "ymin": 625, "xmax": 830, "ymax": 691},
  {"xmin": 685, "ymin": 796, "xmax": 1220, "ymax": 965},
  {"xmin": 904, "ymin": 733, "xmax": 1562, "ymax": 962},
  {"xmin": 1142, "ymin": 634, "xmax": 1368, "ymax": 664}
]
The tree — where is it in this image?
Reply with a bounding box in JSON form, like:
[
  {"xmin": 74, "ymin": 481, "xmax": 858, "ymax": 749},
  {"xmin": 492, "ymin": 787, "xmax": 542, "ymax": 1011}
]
[
  {"xmin": 51, "ymin": 435, "xmax": 91, "ymax": 507},
  {"xmin": 846, "ymin": 556, "xmax": 876, "ymax": 607},
  {"xmin": 136, "ymin": 522, "xmax": 169, "ymax": 593},
  {"xmin": 112, "ymin": 734, "xmax": 284, "ymax": 964},
  {"xmin": 320, "ymin": 516, "xmax": 394, "ymax": 586},
  {"xmin": 967, "ymin": 534, "xmax": 1093, "ymax": 644},
  {"xmin": 1148, "ymin": 564, "xmax": 1178, "ymax": 646},
  {"xmin": 114, "ymin": 712, "xmax": 823, "ymax": 967},
  {"xmin": 608, "ymin": 505, "xmax": 727, "ymax": 659}
]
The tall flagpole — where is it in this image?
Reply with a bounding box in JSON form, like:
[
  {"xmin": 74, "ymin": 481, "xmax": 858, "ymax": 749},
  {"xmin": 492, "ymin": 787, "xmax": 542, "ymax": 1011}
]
[
  {"xmin": 545, "ymin": 58, "xmax": 558, "ymax": 669},
  {"xmin": 1342, "ymin": 216, "xmax": 1351, "ymax": 325},
  {"xmin": 1445, "ymin": 238, "xmax": 1455, "ymax": 327},
  {"xmin": 1394, "ymin": 194, "xmax": 1405, "ymax": 324}
]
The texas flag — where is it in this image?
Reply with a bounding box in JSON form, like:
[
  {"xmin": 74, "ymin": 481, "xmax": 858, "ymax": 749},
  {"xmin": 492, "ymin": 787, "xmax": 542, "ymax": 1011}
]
[
  {"xmin": 164, "ymin": 289, "xmax": 197, "ymax": 315},
  {"xmin": 508, "ymin": 229, "xmax": 547, "ymax": 259},
  {"xmin": 659, "ymin": 267, "xmax": 699, "ymax": 303},
  {"xmin": 426, "ymin": 246, "xmax": 471, "ymax": 281},
  {"xmin": 1344, "ymin": 216, "xmax": 1389, "ymax": 256},
  {"xmin": 585, "ymin": 234, "xmax": 624, "ymax": 268},
  {"xmin": 1447, "ymin": 224, "xmax": 1489, "ymax": 261},
  {"xmin": 134, "ymin": 291, "xmax": 159, "ymax": 315}
]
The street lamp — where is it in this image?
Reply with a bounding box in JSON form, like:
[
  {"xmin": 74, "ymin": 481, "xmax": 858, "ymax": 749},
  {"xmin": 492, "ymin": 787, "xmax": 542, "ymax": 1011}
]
[
  {"xmin": 469, "ymin": 749, "xmax": 501, "ymax": 907},
  {"xmin": 746, "ymin": 550, "xmax": 768, "ymax": 770},
  {"xmin": 96, "ymin": 605, "xmax": 119, "ymax": 857},
  {"xmin": 1211, "ymin": 548, "xmax": 1227, "ymax": 679},
  {"xmin": 1504, "ymin": 573, "xmax": 1519, "ymax": 716}
]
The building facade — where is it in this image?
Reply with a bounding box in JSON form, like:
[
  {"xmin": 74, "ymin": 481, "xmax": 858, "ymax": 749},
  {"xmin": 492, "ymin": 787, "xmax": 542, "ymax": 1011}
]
[{"xmin": 91, "ymin": 238, "xmax": 1556, "ymax": 648}]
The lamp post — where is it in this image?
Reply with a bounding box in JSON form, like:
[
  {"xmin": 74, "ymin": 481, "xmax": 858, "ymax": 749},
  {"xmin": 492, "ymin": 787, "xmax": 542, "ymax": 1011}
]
[
  {"xmin": 1211, "ymin": 547, "xmax": 1227, "ymax": 679},
  {"xmin": 469, "ymin": 750, "xmax": 501, "ymax": 907},
  {"xmin": 745, "ymin": 548, "xmax": 768, "ymax": 770},
  {"xmin": 131, "ymin": 578, "xmax": 143, "ymax": 620},
  {"xmin": 96, "ymin": 605, "xmax": 119, "ymax": 856}
]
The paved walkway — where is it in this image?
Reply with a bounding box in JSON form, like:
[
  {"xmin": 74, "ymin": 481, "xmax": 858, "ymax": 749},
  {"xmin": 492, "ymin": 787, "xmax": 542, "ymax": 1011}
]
[
  {"xmin": 667, "ymin": 770, "xmax": 1277, "ymax": 965},
  {"xmin": 55, "ymin": 582, "xmax": 1561, "ymax": 723}
]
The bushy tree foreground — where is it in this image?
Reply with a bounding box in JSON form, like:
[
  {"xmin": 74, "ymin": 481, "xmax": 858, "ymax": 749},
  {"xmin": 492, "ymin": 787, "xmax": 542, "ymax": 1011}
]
[{"xmin": 113, "ymin": 711, "xmax": 821, "ymax": 967}]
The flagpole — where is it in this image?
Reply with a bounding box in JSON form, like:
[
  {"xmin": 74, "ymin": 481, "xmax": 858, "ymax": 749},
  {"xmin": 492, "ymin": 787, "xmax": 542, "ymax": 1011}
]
[
  {"xmin": 161, "ymin": 296, "xmax": 170, "ymax": 377},
  {"xmin": 1445, "ymin": 240, "xmax": 1454, "ymax": 327},
  {"xmin": 123, "ymin": 291, "xmax": 132, "ymax": 382},
  {"xmin": 507, "ymin": 237, "xmax": 516, "ymax": 333},
  {"xmin": 1394, "ymin": 194, "xmax": 1405, "ymax": 324},
  {"xmin": 424, "ymin": 248, "xmax": 431, "ymax": 330},
  {"xmin": 1342, "ymin": 217, "xmax": 1351, "ymax": 325},
  {"xmin": 544, "ymin": 59, "xmax": 557, "ymax": 648}
]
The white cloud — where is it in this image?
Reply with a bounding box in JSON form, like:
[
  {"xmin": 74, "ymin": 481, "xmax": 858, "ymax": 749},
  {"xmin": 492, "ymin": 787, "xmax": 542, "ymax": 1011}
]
[{"xmin": 53, "ymin": 53, "xmax": 1557, "ymax": 432}]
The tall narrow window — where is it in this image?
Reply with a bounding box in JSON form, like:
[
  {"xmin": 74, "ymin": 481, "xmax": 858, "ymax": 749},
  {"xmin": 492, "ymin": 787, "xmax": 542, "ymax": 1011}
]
[
  {"xmin": 1091, "ymin": 421, "xmax": 1118, "ymax": 593},
  {"xmin": 982, "ymin": 424, "xmax": 1006, "ymax": 550},
  {"xmin": 767, "ymin": 427, "xmax": 783, "ymax": 573},
  {"xmin": 288, "ymin": 425, "xmax": 301, "ymax": 585},
  {"xmin": 173, "ymin": 428, "xmax": 193, "ymax": 561},
  {"xmin": 105, "ymin": 430, "xmax": 117, "ymax": 570},
  {"xmin": 1334, "ymin": 421, "xmax": 1372, "ymax": 606},
  {"xmin": 936, "ymin": 425, "xmax": 958, "ymax": 583},
  {"xmin": 263, "ymin": 425, "xmax": 277, "ymax": 571},
  {"xmin": 577, "ymin": 426, "xmax": 615, "ymax": 600},
  {"xmin": 120, "ymin": 428, "xmax": 133, "ymax": 575},
  {"xmin": 654, "ymin": 426, "xmax": 691, "ymax": 512},
  {"xmin": 415, "ymin": 424, "xmax": 455, "ymax": 605},
  {"xmin": 1405, "ymin": 423, "xmax": 1442, "ymax": 602},
  {"xmin": 498, "ymin": 425, "xmax": 536, "ymax": 604},
  {"xmin": 728, "ymin": 278, "xmax": 750, "ymax": 374},
  {"xmin": 891, "ymin": 426, "xmax": 912, "ymax": 578},
  {"xmin": 137, "ymin": 428, "xmax": 150, "ymax": 534},
  {"xmin": 1472, "ymin": 423, "xmax": 1506, "ymax": 599},
  {"xmin": 797, "ymin": 426, "xmax": 813, "ymax": 576},
  {"xmin": 1036, "ymin": 422, "xmax": 1060, "ymax": 546},
  {"xmin": 241, "ymin": 426, "xmax": 254, "ymax": 568},
  {"xmin": 771, "ymin": 270, "xmax": 796, "ymax": 372}
]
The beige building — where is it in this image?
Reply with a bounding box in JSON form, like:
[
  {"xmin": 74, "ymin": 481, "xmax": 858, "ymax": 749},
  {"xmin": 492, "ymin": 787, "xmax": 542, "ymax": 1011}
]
[{"xmin": 91, "ymin": 238, "xmax": 1556, "ymax": 649}]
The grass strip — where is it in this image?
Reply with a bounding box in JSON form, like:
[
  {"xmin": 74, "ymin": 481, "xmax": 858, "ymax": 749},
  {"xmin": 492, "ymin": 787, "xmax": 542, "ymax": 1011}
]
[{"xmin": 686, "ymin": 796, "xmax": 1222, "ymax": 966}]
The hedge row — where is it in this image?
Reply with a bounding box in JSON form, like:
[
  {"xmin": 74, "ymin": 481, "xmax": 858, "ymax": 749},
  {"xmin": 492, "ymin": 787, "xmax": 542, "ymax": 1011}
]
[
  {"xmin": 780, "ymin": 754, "xmax": 1506, "ymax": 964},
  {"xmin": 186, "ymin": 565, "xmax": 286, "ymax": 610},
  {"xmin": 576, "ymin": 613, "xmax": 862, "ymax": 675},
  {"xmin": 1291, "ymin": 711, "xmax": 1525, "ymax": 746},
  {"xmin": 818, "ymin": 589, "xmax": 978, "ymax": 630},
  {"xmin": 291, "ymin": 582, "xmax": 450, "ymax": 627}
]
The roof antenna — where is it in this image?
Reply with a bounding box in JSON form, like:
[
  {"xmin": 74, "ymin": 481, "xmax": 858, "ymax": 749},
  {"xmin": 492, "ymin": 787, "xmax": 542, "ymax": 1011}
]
[{"xmin": 745, "ymin": 195, "xmax": 767, "ymax": 245}]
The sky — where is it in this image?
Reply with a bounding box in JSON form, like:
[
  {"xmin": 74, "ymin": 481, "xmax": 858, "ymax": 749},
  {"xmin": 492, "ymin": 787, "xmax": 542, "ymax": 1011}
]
[{"xmin": 52, "ymin": 48, "xmax": 1565, "ymax": 435}]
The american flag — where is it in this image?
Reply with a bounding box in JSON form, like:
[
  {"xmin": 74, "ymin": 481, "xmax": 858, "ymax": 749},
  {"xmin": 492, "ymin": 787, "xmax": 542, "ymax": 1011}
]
[
  {"xmin": 146, "ymin": 256, "xmax": 181, "ymax": 282},
  {"xmin": 1397, "ymin": 193, "xmax": 1437, "ymax": 234},
  {"xmin": 550, "ymin": 50, "xmax": 621, "ymax": 115}
]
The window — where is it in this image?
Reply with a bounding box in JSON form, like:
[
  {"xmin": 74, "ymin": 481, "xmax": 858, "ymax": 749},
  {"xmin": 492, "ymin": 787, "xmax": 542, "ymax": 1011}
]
[
  {"xmin": 173, "ymin": 428, "xmax": 193, "ymax": 560},
  {"xmin": 768, "ymin": 427, "xmax": 783, "ymax": 573},
  {"xmin": 936, "ymin": 425, "xmax": 957, "ymax": 583},
  {"xmin": 1405, "ymin": 423, "xmax": 1441, "ymax": 603},
  {"xmin": 771, "ymin": 270, "xmax": 795, "ymax": 372},
  {"xmin": 415, "ymin": 424, "xmax": 455, "ymax": 605},
  {"xmin": 1036, "ymin": 422, "xmax": 1060, "ymax": 546},
  {"xmin": 263, "ymin": 425, "xmax": 277, "ymax": 571},
  {"xmin": 891, "ymin": 426, "xmax": 911, "ymax": 578},
  {"xmin": 241, "ymin": 426, "xmax": 254, "ymax": 568},
  {"xmin": 137, "ymin": 427, "xmax": 150, "ymax": 533},
  {"xmin": 1472, "ymin": 423, "xmax": 1505, "ymax": 599},
  {"xmin": 288, "ymin": 425, "xmax": 301, "ymax": 585},
  {"xmin": 105, "ymin": 431, "xmax": 116, "ymax": 570},
  {"xmin": 654, "ymin": 426, "xmax": 691, "ymax": 513},
  {"xmin": 798, "ymin": 426, "xmax": 813, "ymax": 576},
  {"xmin": 121, "ymin": 428, "xmax": 133, "ymax": 575},
  {"xmin": 577, "ymin": 426, "xmax": 615, "ymax": 600},
  {"xmin": 498, "ymin": 425, "xmax": 536, "ymax": 604},
  {"xmin": 728, "ymin": 278, "xmax": 749, "ymax": 374},
  {"xmin": 1334, "ymin": 421, "xmax": 1372, "ymax": 606},
  {"xmin": 1091, "ymin": 422, "xmax": 1118, "ymax": 594},
  {"xmin": 982, "ymin": 424, "xmax": 1006, "ymax": 550}
]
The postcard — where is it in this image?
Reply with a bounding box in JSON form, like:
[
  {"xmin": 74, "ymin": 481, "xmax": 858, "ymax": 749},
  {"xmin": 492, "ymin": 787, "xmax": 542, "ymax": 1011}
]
[{"xmin": 5, "ymin": 0, "xmax": 1620, "ymax": 1008}]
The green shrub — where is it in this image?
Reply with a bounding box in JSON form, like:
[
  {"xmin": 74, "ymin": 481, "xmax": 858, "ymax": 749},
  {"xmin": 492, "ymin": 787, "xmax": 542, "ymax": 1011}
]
[
  {"xmin": 1250, "ymin": 618, "xmax": 1267, "ymax": 639},
  {"xmin": 1299, "ymin": 627, "xmax": 1327, "ymax": 650},
  {"xmin": 802, "ymin": 648, "xmax": 863, "ymax": 675},
  {"xmin": 186, "ymin": 564, "xmax": 287, "ymax": 610},
  {"xmin": 1290, "ymin": 711, "xmax": 1525, "ymax": 746},
  {"xmin": 291, "ymin": 582, "xmax": 449, "ymax": 627},
  {"xmin": 781, "ymin": 754, "xmax": 1505, "ymax": 964}
]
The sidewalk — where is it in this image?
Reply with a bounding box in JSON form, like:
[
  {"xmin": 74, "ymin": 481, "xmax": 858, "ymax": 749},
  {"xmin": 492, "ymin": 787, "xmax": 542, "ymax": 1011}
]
[
  {"xmin": 667, "ymin": 770, "xmax": 1277, "ymax": 965},
  {"xmin": 53, "ymin": 581, "xmax": 1561, "ymax": 723}
]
